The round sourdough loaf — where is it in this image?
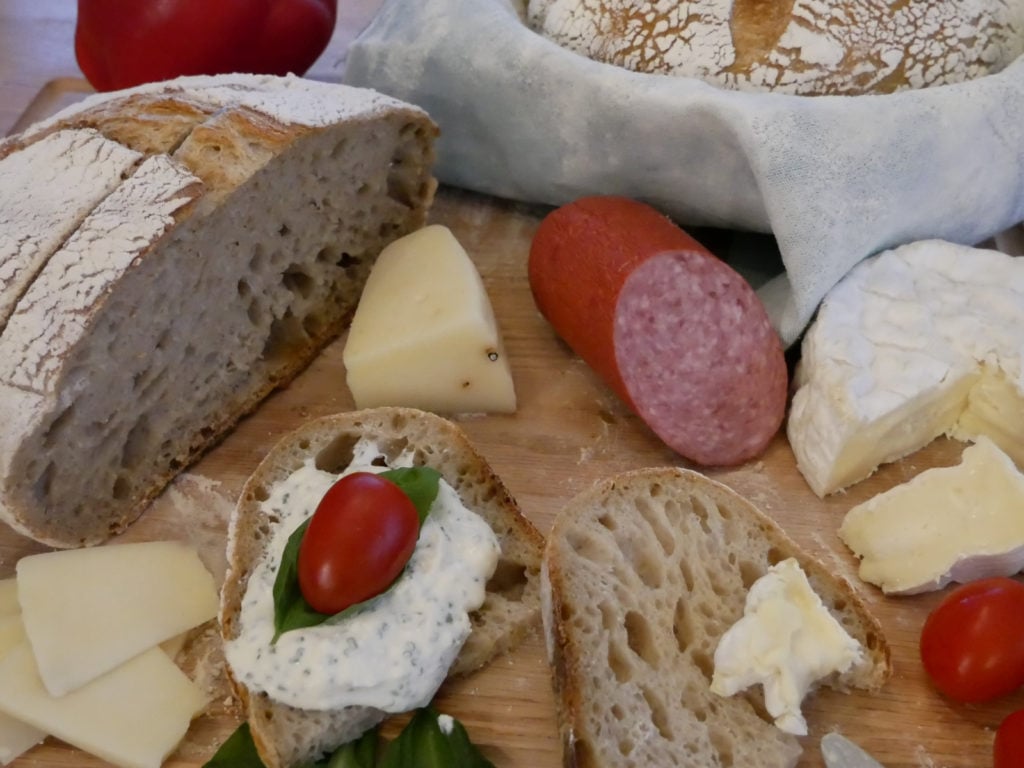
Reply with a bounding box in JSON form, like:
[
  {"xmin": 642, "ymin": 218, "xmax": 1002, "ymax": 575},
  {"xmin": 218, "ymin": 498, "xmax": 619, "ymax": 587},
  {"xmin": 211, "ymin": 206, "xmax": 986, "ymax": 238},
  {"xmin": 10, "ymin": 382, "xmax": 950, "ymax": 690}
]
[{"xmin": 525, "ymin": 0, "xmax": 1024, "ymax": 95}]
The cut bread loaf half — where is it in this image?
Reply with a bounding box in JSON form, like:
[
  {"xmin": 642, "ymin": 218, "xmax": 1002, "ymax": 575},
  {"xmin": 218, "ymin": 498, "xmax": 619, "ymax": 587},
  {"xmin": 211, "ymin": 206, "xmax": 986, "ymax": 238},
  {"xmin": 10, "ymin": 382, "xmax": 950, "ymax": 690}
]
[
  {"xmin": 0, "ymin": 74, "xmax": 438, "ymax": 548},
  {"xmin": 219, "ymin": 407, "xmax": 545, "ymax": 768},
  {"xmin": 541, "ymin": 467, "xmax": 891, "ymax": 768}
]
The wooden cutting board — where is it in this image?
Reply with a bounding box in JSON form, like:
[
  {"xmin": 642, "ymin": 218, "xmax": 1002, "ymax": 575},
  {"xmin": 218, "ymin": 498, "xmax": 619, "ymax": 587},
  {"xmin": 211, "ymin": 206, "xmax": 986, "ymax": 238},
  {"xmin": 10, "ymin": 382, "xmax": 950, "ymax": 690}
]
[{"xmin": 1, "ymin": 80, "xmax": 1017, "ymax": 768}]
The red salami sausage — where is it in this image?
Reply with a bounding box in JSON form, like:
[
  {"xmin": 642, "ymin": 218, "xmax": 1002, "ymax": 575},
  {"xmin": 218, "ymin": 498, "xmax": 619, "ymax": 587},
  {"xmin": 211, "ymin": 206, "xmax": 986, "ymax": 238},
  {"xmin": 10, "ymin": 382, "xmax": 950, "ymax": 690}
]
[{"xmin": 528, "ymin": 196, "xmax": 787, "ymax": 466}]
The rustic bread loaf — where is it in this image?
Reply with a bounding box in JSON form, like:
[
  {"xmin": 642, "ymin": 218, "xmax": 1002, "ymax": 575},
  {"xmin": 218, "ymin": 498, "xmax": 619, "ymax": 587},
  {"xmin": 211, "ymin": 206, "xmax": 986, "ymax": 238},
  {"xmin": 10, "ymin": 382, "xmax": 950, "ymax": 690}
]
[
  {"xmin": 526, "ymin": 0, "xmax": 1024, "ymax": 96},
  {"xmin": 219, "ymin": 407, "xmax": 545, "ymax": 768},
  {"xmin": 0, "ymin": 75, "xmax": 438, "ymax": 548},
  {"xmin": 542, "ymin": 467, "xmax": 891, "ymax": 767}
]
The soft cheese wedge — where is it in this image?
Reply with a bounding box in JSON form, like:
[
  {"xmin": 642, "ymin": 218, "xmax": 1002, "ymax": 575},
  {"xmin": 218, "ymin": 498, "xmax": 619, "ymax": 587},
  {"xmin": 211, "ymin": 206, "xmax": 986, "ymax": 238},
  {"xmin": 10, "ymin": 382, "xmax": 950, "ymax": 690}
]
[
  {"xmin": 788, "ymin": 240, "xmax": 1024, "ymax": 497},
  {"xmin": 16, "ymin": 540, "xmax": 218, "ymax": 696},
  {"xmin": 839, "ymin": 437, "xmax": 1024, "ymax": 595},
  {"xmin": 343, "ymin": 225, "xmax": 516, "ymax": 414}
]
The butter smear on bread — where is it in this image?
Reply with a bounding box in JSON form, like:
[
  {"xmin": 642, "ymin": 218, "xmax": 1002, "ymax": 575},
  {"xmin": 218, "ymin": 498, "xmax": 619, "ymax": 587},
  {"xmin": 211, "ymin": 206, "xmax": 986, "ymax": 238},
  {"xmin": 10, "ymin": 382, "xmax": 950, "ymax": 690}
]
[{"xmin": 711, "ymin": 558, "xmax": 864, "ymax": 735}]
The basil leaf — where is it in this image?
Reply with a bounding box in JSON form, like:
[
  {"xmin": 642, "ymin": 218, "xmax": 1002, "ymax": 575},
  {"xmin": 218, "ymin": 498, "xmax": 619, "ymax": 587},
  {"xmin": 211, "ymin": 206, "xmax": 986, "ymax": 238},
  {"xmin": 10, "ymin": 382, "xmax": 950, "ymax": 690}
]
[
  {"xmin": 379, "ymin": 709, "xmax": 495, "ymax": 768},
  {"xmin": 380, "ymin": 467, "xmax": 441, "ymax": 524},
  {"xmin": 271, "ymin": 467, "xmax": 442, "ymax": 642},
  {"xmin": 202, "ymin": 723, "xmax": 266, "ymax": 768},
  {"xmin": 324, "ymin": 726, "xmax": 379, "ymax": 768},
  {"xmin": 271, "ymin": 518, "xmax": 320, "ymax": 643}
]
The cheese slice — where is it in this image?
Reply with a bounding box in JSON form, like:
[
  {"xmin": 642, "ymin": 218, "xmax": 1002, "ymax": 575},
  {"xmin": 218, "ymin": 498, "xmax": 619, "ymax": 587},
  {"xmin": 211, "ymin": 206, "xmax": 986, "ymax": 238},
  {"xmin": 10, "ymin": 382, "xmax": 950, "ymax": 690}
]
[
  {"xmin": 0, "ymin": 618, "xmax": 46, "ymax": 766},
  {"xmin": 710, "ymin": 558, "xmax": 863, "ymax": 736},
  {"xmin": 788, "ymin": 240, "xmax": 1024, "ymax": 496},
  {"xmin": 839, "ymin": 437, "xmax": 1024, "ymax": 595},
  {"xmin": 16, "ymin": 540, "xmax": 218, "ymax": 696},
  {"xmin": 0, "ymin": 580, "xmax": 16, "ymax": 617},
  {"xmin": 343, "ymin": 224, "xmax": 517, "ymax": 414},
  {"xmin": 0, "ymin": 641, "xmax": 206, "ymax": 768}
]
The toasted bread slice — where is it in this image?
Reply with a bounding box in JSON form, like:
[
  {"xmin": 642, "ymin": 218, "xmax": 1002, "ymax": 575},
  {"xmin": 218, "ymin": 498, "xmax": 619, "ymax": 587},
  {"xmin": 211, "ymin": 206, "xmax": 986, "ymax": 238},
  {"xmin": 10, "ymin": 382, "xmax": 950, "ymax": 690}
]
[
  {"xmin": 219, "ymin": 407, "xmax": 544, "ymax": 768},
  {"xmin": 541, "ymin": 467, "xmax": 891, "ymax": 768}
]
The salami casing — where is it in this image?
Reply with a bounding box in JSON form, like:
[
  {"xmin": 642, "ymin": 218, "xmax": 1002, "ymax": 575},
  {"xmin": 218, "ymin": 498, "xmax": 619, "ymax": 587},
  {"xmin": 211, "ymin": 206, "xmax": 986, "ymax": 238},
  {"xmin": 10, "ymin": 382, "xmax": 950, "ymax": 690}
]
[{"xmin": 528, "ymin": 196, "xmax": 787, "ymax": 466}]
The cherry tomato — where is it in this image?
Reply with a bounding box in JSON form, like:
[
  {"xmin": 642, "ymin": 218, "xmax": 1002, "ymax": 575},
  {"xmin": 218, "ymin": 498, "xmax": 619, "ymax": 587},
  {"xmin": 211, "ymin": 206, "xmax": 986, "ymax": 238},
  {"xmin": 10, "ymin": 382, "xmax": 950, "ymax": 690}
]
[
  {"xmin": 298, "ymin": 472, "xmax": 419, "ymax": 614},
  {"xmin": 919, "ymin": 577, "xmax": 1024, "ymax": 703},
  {"xmin": 995, "ymin": 709, "xmax": 1024, "ymax": 768}
]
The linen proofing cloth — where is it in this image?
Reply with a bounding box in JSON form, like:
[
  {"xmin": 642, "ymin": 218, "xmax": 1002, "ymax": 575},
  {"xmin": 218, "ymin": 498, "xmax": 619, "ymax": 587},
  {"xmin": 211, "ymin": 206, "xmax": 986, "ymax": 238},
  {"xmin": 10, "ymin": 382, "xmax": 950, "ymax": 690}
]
[{"xmin": 342, "ymin": 0, "xmax": 1024, "ymax": 346}]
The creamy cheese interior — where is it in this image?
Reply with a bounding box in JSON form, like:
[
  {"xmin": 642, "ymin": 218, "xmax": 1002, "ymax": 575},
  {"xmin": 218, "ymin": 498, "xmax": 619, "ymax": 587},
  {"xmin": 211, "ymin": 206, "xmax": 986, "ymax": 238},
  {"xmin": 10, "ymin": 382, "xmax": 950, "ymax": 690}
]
[
  {"xmin": 223, "ymin": 442, "xmax": 500, "ymax": 712},
  {"xmin": 710, "ymin": 558, "xmax": 863, "ymax": 736}
]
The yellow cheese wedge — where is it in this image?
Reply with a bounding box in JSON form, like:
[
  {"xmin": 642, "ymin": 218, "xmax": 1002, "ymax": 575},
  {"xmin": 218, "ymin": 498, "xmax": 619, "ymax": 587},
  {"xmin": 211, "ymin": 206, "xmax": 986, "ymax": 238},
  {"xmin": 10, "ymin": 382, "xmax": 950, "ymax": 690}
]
[
  {"xmin": 343, "ymin": 224, "xmax": 517, "ymax": 414},
  {"xmin": 0, "ymin": 579, "xmax": 16, "ymax": 617},
  {"xmin": 839, "ymin": 436, "xmax": 1024, "ymax": 595},
  {"xmin": 0, "ymin": 641, "xmax": 206, "ymax": 768},
  {"xmin": 16, "ymin": 540, "xmax": 218, "ymax": 696}
]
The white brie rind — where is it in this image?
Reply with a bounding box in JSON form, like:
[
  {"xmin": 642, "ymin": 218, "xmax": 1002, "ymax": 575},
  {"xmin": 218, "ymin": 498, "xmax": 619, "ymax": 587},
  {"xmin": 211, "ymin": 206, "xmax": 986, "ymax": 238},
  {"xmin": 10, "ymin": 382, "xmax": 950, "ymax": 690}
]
[
  {"xmin": 709, "ymin": 558, "xmax": 863, "ymax": 736},
  {"xmin": 839, "ymin": 436, "xmax": 1024, "ymax": 595},
  {"xmin": 788, "ymin": 240, "xmax": 1024, "ymax": 497}
]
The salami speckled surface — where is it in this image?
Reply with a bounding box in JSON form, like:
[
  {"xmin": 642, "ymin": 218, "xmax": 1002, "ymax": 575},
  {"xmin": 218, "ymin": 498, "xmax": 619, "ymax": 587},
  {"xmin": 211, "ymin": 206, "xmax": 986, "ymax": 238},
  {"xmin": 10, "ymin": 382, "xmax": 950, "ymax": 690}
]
[{"xmin": 529, "ymin": 196, "xmax": 787, "ymax": 466}]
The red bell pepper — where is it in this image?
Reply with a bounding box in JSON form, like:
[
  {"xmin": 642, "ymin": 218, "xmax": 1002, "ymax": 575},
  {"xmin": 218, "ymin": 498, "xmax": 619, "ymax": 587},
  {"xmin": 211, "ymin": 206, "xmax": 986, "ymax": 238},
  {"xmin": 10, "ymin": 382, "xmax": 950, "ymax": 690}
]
[{"xmin": 75, "ymin": 0, "xmax": 338, "ymax": 92}]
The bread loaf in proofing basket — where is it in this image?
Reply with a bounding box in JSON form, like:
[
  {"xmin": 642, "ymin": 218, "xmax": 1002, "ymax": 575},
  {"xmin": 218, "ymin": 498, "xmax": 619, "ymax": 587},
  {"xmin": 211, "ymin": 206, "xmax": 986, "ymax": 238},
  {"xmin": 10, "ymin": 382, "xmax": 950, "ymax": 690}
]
[
  {"xmin": 0, "ymin": 74, "xmax": 438, "ymax": 548},
  {"xmin": 342, "ymin": 0, "xmax": 1024, "ymax": 347},
  {"xmin": 526, "ymin": 0, "xmax": 1024, "ymax": 96}
]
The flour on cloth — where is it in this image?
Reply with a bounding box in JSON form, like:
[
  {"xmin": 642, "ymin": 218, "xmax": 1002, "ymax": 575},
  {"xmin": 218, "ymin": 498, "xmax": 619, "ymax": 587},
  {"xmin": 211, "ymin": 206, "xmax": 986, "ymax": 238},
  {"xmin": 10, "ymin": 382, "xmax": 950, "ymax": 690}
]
[{"xmin": 340, "ymin": 0, "xmax": 1024, "ymax": 345}]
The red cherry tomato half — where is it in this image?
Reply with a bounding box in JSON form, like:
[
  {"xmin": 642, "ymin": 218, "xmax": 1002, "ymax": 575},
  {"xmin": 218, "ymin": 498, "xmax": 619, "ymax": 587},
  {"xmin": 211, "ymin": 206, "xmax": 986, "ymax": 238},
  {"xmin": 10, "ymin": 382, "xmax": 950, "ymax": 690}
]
[
  {"xmin": 995, "ymin": 709, "xmax": 1024, "ymax": 768},
  {"xmin": 919, "ymin": 577, "xmax": 1024, "ymax": 703},
  {"xmin": 298, "ymin": 472, "xmax": 419, "ymax": 615}
]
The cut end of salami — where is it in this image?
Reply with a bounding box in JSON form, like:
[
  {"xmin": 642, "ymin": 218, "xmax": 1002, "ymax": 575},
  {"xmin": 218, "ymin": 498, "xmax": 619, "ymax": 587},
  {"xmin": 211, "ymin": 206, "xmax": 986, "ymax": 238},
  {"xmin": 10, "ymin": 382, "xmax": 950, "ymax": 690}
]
[
  {"xmin": 528, "ymin": 195, "xmax": 787, "ymax": 467},
  {"xmin": 614, "ymin": 250, "xmax": 787, "ymax": 466}
]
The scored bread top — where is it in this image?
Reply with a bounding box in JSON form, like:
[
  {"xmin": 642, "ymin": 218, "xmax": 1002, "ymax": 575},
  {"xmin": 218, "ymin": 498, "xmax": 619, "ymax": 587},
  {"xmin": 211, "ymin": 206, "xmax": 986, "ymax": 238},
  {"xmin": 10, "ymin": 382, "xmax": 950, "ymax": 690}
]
[
  {"xmin": 220, "ymin": 407, "xmax": 544, "ymax": 768},
  {"xmin": 526, "ymin": 0, "xmax": 1024, "ymax": 96},
  {"xmin": 541, "ymin": 467, "xmax": 891, "ymax": 768}
]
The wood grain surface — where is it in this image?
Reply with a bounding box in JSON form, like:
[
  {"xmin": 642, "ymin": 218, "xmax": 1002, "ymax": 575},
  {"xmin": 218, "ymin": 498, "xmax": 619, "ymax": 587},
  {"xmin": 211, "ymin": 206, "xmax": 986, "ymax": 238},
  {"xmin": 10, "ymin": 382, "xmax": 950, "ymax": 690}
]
[{"xmin": 0, "ymin": 10, "xmax": 1018, "ymax": 768}]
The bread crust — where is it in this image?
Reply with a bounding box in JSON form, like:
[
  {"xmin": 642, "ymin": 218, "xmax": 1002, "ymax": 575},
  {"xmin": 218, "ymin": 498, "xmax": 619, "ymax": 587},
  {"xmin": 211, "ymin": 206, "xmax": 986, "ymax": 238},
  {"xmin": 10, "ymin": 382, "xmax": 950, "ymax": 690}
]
[
  {"xmin": 0, "ymin": 75, "xmax": 439, "ymax": 548},
  {"xmin": 542, "ymin": 467, "xmax": 891, "ymax": 767},
  {"xmin": 526, "ymin": 0, "xmax": 1024, "ymax": 96},
  {"xmin": 219, "ymin": 407, "xmax": 545, "ymax": 768}
]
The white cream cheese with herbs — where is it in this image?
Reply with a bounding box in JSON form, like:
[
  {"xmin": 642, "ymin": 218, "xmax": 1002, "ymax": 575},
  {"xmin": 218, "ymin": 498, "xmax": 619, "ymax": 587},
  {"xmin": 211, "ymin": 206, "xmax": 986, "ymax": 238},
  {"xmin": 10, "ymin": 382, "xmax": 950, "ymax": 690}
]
[{"xmin": 223, "ymin": 441, "xmax": 500, "ymax": 712}]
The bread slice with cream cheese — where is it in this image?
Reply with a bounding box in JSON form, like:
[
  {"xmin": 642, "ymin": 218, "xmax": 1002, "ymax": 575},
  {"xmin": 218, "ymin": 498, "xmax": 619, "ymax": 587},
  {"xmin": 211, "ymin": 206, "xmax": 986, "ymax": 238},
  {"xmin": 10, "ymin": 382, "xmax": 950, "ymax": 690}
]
[
  {"xmin": 219, "ymin": 407, "xmax": 545, "ymax": 768},
  {"xmin": 0, "ymin": 74, "xmax": 437, "ymax": 548},
  {"xmin": 542, "ymin": 467, "xmax": 891, "ymax": 767}
]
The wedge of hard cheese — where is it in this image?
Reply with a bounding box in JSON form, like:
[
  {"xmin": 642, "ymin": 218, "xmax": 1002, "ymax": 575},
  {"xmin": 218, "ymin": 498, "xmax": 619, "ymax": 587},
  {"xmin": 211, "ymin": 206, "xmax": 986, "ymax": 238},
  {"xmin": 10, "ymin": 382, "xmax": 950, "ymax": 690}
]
[
  {"xmin": 343, "ymin": 224, "xmax": 516, "ymax": 414},
  {"xmin": 0, "ymin": 74, "xmax": 437, "ymax": 548},
  {"xmin": 789, "ymin": 240, "xmax": 1024, "ymax": 497}
]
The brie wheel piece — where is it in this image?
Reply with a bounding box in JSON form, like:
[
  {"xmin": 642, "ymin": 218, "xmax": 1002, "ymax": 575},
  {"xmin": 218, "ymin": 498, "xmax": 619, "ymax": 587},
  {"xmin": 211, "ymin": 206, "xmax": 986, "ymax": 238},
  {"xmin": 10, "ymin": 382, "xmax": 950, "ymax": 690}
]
[
  {"xmin": 343, "ymin": 224, "xmax": 516, "ymax": 414},
  {"xmin": 788, "ymin": 240, "xmax": 1024, "ymax": 496},
  {"xmin": 839, "ymin": 437, "xmax": 1024, "ymax": 595},
  {"xmin": 0, "ymin": 617, "xmax": 46, "ymax": 766}
]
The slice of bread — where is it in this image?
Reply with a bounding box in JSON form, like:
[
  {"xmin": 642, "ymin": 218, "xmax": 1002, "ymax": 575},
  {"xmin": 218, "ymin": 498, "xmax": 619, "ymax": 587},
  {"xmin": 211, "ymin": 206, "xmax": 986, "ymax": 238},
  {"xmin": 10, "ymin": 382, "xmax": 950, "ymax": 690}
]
[
  {"xmin": 541, "ymin": 467, "xmax": 891, "ymax": 768},
  {"xmin": 219, "ymin": 407, "xmax": 545, "ymax": 768},
  {"xmin": 0, "ymin": 75, "xmax": 437, "ymax": 548}
]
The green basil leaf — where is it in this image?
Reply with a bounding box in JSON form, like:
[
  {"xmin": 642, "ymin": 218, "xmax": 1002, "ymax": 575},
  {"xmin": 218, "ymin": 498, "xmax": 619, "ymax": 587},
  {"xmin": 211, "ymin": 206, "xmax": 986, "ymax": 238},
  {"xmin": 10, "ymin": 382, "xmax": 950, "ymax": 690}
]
[
  {"xmin": 380, "ymin": 467, "xmax": 441, "ymax": 524},
  {"xmin": 324, "ymin": 726, "xmax": 379, "ymax": 768},
  {"xmin": 202, "ymin": 723, "xmax": 266, "ymax": 768},
  {"xmin": 271, "ymin": 518, "xmax": 321, "ymax": 643},
  {"xmin": 379, "ymin": 709, "xmax": 495, "ymax": 768},
  {"xmin": 271, "ymin": 467, "xmax": 442, "ymax": 642}
]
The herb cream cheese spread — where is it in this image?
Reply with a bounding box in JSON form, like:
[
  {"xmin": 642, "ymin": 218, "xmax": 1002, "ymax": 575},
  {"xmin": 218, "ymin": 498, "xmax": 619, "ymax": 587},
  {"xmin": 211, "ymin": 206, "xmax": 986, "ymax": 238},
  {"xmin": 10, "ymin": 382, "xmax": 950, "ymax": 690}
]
[{"xmin": 223, "ymin": 441, "xmax": 500, "ymax": 711}]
